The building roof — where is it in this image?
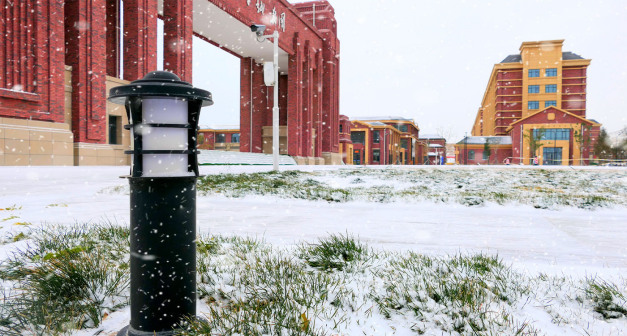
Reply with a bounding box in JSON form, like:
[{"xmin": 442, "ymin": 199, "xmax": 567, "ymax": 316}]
[
  {"xmin": 428, "ymin": 144, "xmax": 443, "ymax": 148},
  {"xmin": 456, "ymin": 136, "xmax": 512, "ymax": 145},
  {"xmin": 419, "ymin": 133, "xmax": 445, "ymax": 140},
  {"xmin": 505, "ymin": 106, "xmax": 601, "ymax": 132},
  {"xmin": 352, "ymin": 116, "xmax": 414, "ymax": 122},
  {"xmin": 199, "ymin": 125, "xmax": 240, "ymax": 131},
  {"xmin": 500, "ymin": 52, "xmax": 586, "ymax": 63}
]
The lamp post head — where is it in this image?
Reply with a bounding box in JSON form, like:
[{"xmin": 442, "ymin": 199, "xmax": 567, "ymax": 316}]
[{"xmin": 108, "ymin": 71, "xmax": 213, "ymax": 177}]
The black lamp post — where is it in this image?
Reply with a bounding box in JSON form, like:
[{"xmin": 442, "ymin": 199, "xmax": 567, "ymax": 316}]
[{"xmin": 108, "ymin": 71, "xmax": 213, "ymax": 336}]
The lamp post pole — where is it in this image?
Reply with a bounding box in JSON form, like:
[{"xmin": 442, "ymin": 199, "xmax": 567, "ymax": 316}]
[{"xmin": 108, "ymin": 71, "xmax": 213, "ymax": 336}]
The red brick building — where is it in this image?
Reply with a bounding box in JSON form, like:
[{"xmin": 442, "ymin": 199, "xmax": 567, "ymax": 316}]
[
  {"xmin": 349, "ymin": 117, "xmax": 422, "ymax": 165},
  {"xmin": 0, "ymin": 0, "xmax": 341, "ymax": 166},
  {"xmin": 419, "ymin": 134, "xmax": 447, "ymax": 165},
  {"xmin": 198, "ymin": 127, "xmax": 241, "ymax": 152}
]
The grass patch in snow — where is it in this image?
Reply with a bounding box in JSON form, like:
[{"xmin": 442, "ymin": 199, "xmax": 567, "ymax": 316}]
[
  {"xmin": 584, "ymin": 277, "xmax": 627, "ymax": 319},
  {"xmin": 0, "ymin": 223, "xmax": 130, "ymax": 335},
  {"xmin": 196, "ymin": 168, "xmax": 627, "ymax": 209},
  {"xmin": 1, "ymin": 227, "xmax": 626, "ymax": 335}
]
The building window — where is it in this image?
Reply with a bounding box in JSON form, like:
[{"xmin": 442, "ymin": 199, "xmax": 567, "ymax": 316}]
[
  {"xmin": 231, "ymin": 133, "xmax": 240, "ymax": 143},
  {"xmin": 339, "ymin": 124, "xmax": 343, "ymax": 133},
  {"xmin": 373, "ymin": 130, "xmax": 380, "ymax": 143},
  {"xmin": 108, "ymin": 115, "xmax": 120, "ymax": 145},
  {"xmin": 468, "ymin": 150, "xmax": 475, "ymax": 160},
  {"xmin": 528, "ymin": 101, "xmax": 539, "ymax": 109},
  {"xmin": 528, "ymin": 69, "xmax": 540, "ymax": 77},
  {"xmin": 396, "ymin": 124, "xmax": 408, "ymax": 133},
  {"xmin": 483, "ymin": 150, "xmax": 489, "ymax": 160},
  {"xmin": 351, "ymin": 131, "xmax": 365, "ymax": 144},
  {"xmin": 533, "ymin": 128, "xmax": 571, "ymax": 141},
  {"xmin": 546, "ymin": 68, "xmax": 557, "ymax": 77},
  {"xmin": 545, "ymin": 100, "xmax": 557, "ymax": 108},
  {"xmin": 373, "ymin": 149, "xmax": 380, "ymax": 163},
  {"xmin": 528, "ymin": 85, "xmax": 540, "ymax": 94},
  {"xmin": 401, "ymin": 138, "xmax": 409, "ymax": 149},
  {"xmin": 545, "ymin": 84, "xmax": 557, "ymax": 93},
  {"xmin": 216, "ymin": 133, "xmax": 226, "ymax": 143}
]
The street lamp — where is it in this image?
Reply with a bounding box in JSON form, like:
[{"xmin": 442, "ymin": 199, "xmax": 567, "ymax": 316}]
[
  {"xmin": 108, "ymin": 71, "xmax": 213, "ymax": 336},
  {"xmin": 251, "ymin": 24, "xmax": 280, "ymax": 171}
]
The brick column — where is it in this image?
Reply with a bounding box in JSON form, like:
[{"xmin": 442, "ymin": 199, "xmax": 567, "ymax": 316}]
[
  {"xmin": 123, "ymin": 0, "xmax": 157, "ymax": 81},
  {"xmin": 314, "ymin": 50, "xmax": 324, "ymax": 158},
  {"xmin": 163, "ymin": 0, "xmax": 193, "ymax": 82},
  {"xmin": 105, "ymin": 0, "xmax": 119, "ymax": 77},
  {"xmin": 321, "ymin": 39, "xmax": 339, "ymax": 153},
  {"xmin": 287, "ymin": 33, "xmax": 303, "ymax": 157},
  {"xmin": 65, "ymin": 0, "xmax": 107, "ymax": 142},
  {"xmin": 239, "ymin": 58, "xmax": 268, "ymax": 153}
]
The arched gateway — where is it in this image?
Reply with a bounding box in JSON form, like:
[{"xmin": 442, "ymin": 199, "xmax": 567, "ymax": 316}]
[{"xmin": 0, "ymin": 0, "xmax": 341, "ymax": 165}]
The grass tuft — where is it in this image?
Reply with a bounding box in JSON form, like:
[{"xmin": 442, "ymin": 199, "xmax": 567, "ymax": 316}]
[{"xmin": 298, "ymin": 233, "xmax": 368, "ymax": 271}]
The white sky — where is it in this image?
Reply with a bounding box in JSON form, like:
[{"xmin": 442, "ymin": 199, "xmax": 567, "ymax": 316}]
[{"xmin": 185, "ymin": 0, "xmax": 627, "ymax": 142}]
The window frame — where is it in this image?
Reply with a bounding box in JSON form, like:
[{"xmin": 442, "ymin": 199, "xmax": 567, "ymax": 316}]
[
  {"xmin": 528, "ymin": 85, "xmax": 540, "ymax": 94},
  {"xmin": 528, "ymin": 101, "xmax": 539, "ymax": 110},
  {"xmin": 528, "ymin": 69, "xmax": 540, "ymax": 77},
  {"xmin": 545, "ymin": 84, "xmax": 557, "ymax": 93},
  {"xmin": 372, "ymin": 130, "xmax": 380, "ymax": 143},
  {"xmin": 545, "ymin": 68, "xmax": 557, "ymax": 77},
  {"xmin": 468, "ymin": 150, "xmax": 475, "ymax": 160},
  {"xmin": 545, "ymin": 100, "xmax": 557, "ymax": 108}
]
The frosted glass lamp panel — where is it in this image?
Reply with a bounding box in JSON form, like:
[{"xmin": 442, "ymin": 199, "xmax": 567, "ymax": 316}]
[
  {"xmin": 143, "ymin": 128, "xmax": 188, "ymax": 151},
  {"xmin": 142, "ymin": 98, "xmax": 188, "ymax": 124},
  {"xmin": 142, "ymin": 154, "xmax": 193, "ymax": 177}
]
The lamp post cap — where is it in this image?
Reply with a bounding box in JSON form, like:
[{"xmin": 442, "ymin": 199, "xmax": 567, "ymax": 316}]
[{"xmin": 107, "ymin": 71, "xmax": 213, "ymax": 107}]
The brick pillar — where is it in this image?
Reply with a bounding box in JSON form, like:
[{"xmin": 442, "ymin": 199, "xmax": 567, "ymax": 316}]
[
  {"xmin": 240, "ymin": 58, "xmax": 252, "ymax": 153},
  {"xmin": 287, "ymin": 34, "xmax": 303, "ymax": 157},
  {"xmin": 314, "ymin": 50, "xmax": 324, "ymax": 158},
  {"xmin": 302, "ymin": 41, "xmax": 313, "ymax": 158},
  {"xmin": 163, "ymin": 0, "xmax": 193, "ymax": 82},
  {"xmin": 105, "ymin": 0, "xmax": 119, "ymax": 77},
  {"xmin": 251, "ymin": 61, "xmax": 269, "ymax": 153},
  {"xmin": 65, "ymin": 0, "xmax": 107, "ymax": 142},
  {"xmin": 36, "ymin": 0, "xmax": 66, "ymax": 123},
  {"xmin": 123, "ymin": 0, "xmax": 157, "ymax": 81},
  {"xmin": 321, "ymin": 39, "xmax": 339, "ymax": 153},
  {"xmin": 239, "ymin": 58, "xmax": 267, "ymax": 153}
]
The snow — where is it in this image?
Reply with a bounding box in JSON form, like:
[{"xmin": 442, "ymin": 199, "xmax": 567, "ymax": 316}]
[{"xmin": 0, "ymin": 165, "xmax": 626, "ymax": 335}]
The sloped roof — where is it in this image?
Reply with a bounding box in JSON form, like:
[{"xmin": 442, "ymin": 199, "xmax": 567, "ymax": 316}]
[
  {"xmin": 353, "ymin": 116, "xmax": 414, "ymax": 122},
  {"xmin": 419, "ymin": 133, "xmax": 445, "ymax": 140},
  {"xmin": 506, "ymin": 106, "xmax": 601, "ymax": 132},
  {"xmin": 500, "ymin": 52, "xmax": 586, "ymax": 63},
  {"xmin": 456, "ymin": 136, "xmax": 512, "ymax": 145}
]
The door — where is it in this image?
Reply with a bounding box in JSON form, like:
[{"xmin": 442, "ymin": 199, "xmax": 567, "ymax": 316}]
[
  {"xmin": 353, "ymin": 149, "xmax": 362, "ymax": 165},
  {"xmin": 543, "ymin": 147, "xmax": 563, "ymax": 165}
]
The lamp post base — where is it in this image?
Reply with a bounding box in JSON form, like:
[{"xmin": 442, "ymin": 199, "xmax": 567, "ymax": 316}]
[{"xmin": 117, "ymin": 325, "xmax": 176, "ymax": 336}]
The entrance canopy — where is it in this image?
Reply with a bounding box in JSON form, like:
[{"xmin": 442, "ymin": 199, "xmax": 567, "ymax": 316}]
[{"xmin": 157, "ymin": 0, "xmax": 290, "ymax": 72}]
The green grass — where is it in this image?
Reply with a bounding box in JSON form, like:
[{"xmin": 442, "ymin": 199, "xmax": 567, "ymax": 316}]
[
  {"xmin": 1, "ymin": 227, "xmax": 625, "ymax": 335},
  {"xmin": 584, "ymin": 277, "xmax": 627, "ymax": 319},
  {"xmin": 0, "ymin": 223, "xmax": 130, "ymax": 335},
  {"xmin": 195, "ymin": 168, "xmax": 627, "ymax": 209}
]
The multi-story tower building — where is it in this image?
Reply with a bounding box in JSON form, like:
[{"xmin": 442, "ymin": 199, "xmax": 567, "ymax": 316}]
[
  {"xmin": 462, "ymin": 40, "xmax": 600, "ymax": 165},
  {"xmin": 472, "ymin": 40, "xmax": 591, "ymax": 136}
]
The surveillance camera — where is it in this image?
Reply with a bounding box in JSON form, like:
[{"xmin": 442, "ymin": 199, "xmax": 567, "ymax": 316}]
[{"xmin": 250, "ymin": 24, "xmax": 266, "ymax": 36}]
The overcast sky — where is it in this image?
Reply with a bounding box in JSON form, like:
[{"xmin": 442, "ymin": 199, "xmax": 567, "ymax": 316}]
[{"xmin": 188, "ymin": 0, "xmax": 627, "ymax": 141}]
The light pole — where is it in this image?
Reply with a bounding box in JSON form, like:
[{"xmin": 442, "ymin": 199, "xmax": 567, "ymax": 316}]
[
  {"xmin": 108, "ymin": 71, "xmax": 213, "ymax": 336},
  {"xmin": 251, "ymin": 24, "xmax": 280, "ymax": 171}
]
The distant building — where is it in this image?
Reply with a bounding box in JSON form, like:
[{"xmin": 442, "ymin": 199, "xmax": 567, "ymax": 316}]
[
  {"xmin": 198, "ymin": 127, "xmax": 241, "ymax": 152},
  {"xmin": 460, "ymin": 40, "xmax": 600, "ymax": 165},
  {"xmin": 419, "ymin": 134, "xmax": 447, "ymax": 165},
  {"xmin": 349, "ymin": 117, "xmax": 422, "ymax": 165}
]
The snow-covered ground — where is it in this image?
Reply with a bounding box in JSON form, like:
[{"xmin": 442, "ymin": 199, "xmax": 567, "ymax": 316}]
[{"xmin": 1, "ymin": 165, "xmax": 626, "ymax": 335}]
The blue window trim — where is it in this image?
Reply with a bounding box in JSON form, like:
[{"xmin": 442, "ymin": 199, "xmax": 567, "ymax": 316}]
[
  {"xmin": 528, "ymin": 85, "xmax": 540, "ymax": 94},
  {"xmin": 546, "ymin": 68, "xmax": 557, "ymax": 77},
  {"xmin": 545, "ymin": 100, "xmax": 557, "ymax": 107},
  {"xmin": 528, "ymin": 101, "xmax": 539, "ymax": 109},
  {"xmin": 546, "ymin": 84, "xmax": 557, "ymax": 93},
  {"xmin": 529, "ymin": 69, "xmax": 540, "ymax": 78}
]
